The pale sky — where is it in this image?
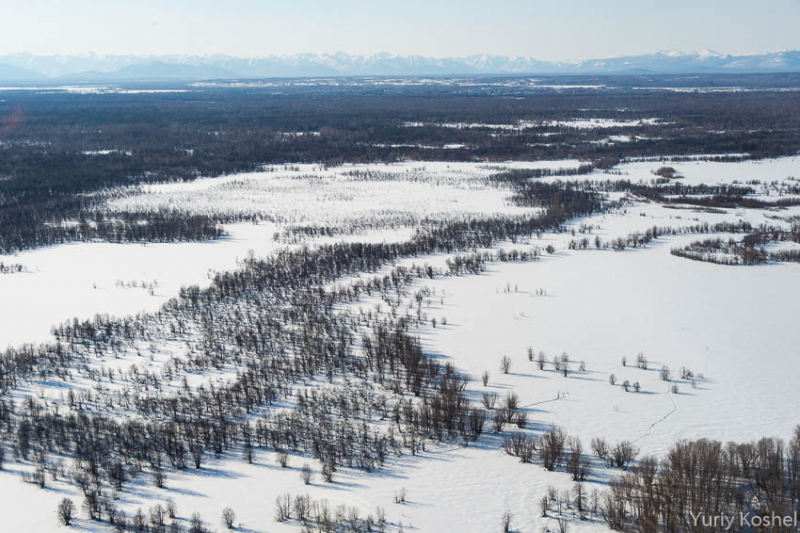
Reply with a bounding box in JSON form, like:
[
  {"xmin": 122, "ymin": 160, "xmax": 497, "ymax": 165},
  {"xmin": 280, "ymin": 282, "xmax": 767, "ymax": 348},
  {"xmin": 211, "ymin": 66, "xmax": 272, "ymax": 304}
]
[{"xmin": 1, "ymin": 0, "xmax": 799, "ymax": 60}]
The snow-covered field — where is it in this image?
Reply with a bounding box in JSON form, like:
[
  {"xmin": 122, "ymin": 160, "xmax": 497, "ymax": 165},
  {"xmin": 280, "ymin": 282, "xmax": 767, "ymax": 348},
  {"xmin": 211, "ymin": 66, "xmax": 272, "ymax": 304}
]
[
  {"xmin": 403, "ymin": 118, "xmax": 663, "ymax": 131},
  {"xmin": 1, "ymin": 161, "xmax": 581, "ymax": 348},
  {"xmin": 102, "ymin": 161, "xmax": 555, "ymax": 226},
  {"xmin": 596, "ymin": 155, "xmax": 800, "ymax": 189},
  {"xmin": 0, "ymin": 223, "xmax": 279, "ymax": 348},
  {"xmin": 1, "ymin": 156, "xmax": 799, "ymax": 532}
]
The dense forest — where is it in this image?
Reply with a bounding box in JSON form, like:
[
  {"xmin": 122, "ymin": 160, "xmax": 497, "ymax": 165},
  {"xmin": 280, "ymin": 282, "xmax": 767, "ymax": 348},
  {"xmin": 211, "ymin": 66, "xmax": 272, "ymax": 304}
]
[{"xmin": 3, "ymin": 75, "xmax": 800, "ymax": 253}]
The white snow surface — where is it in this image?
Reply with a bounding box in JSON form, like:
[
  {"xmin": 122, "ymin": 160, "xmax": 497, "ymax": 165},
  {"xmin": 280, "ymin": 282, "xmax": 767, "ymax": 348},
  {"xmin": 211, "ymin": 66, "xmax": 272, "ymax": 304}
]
[
  {"xmin": 544, "ymin": 155, "xmax": 800, "ymax": 188},
  {"xmin": 2, "ymin": 157, "xmax": 800, "ymax": 532}
]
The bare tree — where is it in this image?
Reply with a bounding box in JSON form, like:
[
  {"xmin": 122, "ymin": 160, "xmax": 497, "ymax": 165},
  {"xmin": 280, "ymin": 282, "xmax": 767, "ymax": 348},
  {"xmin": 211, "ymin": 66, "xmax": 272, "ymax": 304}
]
[
  {"xmin": 150, "ymin": 505, "xmax": 167, "ymax": 533},
  {"xmin": 500, "ymin": 355, "xmax": 512, "ymax": 374},
  {"xmin": 154, "ymin": 466, "xmax": 166, "ymax": 488},
  {"xmin": 504, "ymin": 391, "xmax": 519, "ymax": 411},
  {"xmin": 275, "ymin": 494, "xmax": 291, "ymax": 522},
  {"xmin": 277, "ymin": 452, "xmax": 289, "ymax": 468},
  {"xmin": 492, "ymin": 409, "xmax": 507, "ymax": 432},
  {"xmin": 537, "ymin": 352, "xmax": 546, "ymax": 370},
  {"xmin": 611, "ymin": 441, "xmax": 639, "ymax": 469},
  {"xmin": 541, "ymin": 427, "xmax": 567, "ymax": 470},
  {"xmin": 322, "ymin": 462, "xmax": 335, "ymax": 483},
  {"xmin": 221, "ymin": 507, "xmax": 235, "ymax": 529},
  {"xmin": 503, "ymin": 432, "xmax": 535, "ymax": 463},
  {"xmin": 301, "ymin": 463, "xmax": 313, "ymax": 485},
  {"xmin": 501, "ymin": 510, "xmax": 513, "ymax": 533},
  {"xmin": 482, "ymin": 391, "xmax": 498, "ymax": 409},
  {"xmin": 293, "ymin": 495, "xmax": 310, "ymax": 522},
  {"xmin": 189, "ymin": 512, "xmax": 206, "ymax": 533},
  {"xmin": 591, "ymin": 437, "xmax": 610, "ymax": 463},
  {"xmin": 568, "ymin": 437, "xmax": 592, "ymax": 481},
  {"xmin": 573, "ymin": 483, "xmax": 586, "ymax": 520},
  {"xmin": 514, "ymin": 411, "xmax": 528, "ymax": 429},
  {"xmin": 166, "ymin": 498, "xmax": 177, "ymax": 519},
  {"xmin": 135, "ymin": 508, "xmax": 148, "ymax": 532},
  {"xmin": 116, "ymin": 510, "xmax": 129, "ymax": 533},
  {"xmin": 58, "ymin": 498, "xmax": 75, "ymax": 526},
  {"xmin": 82, "ymin": 491, "xmax": 102, "ymax": 521}
]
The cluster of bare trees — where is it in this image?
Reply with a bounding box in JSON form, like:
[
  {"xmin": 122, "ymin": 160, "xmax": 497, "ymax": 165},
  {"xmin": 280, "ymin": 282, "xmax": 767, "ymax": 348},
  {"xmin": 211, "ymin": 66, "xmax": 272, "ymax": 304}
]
[
  {"xmin": 685, "ymin": 218, "xmax": 800, "ymax": 260},
  {"xmin": 600, "ymin": 428, "xmax": 800, "ymax": 532},
  {"xmin": 671, "ymin": 225, "xmax": 800, "ymax": 265},
  {"xmin": 57, "ymin": 494, "xmax": 185, "ymax": 532},
  {"xmin": 671, "ymin": 236, "xmax": 768, "ymax": 265},
  {"xmin": 744, "ymin": 226, "xmax": 800, "ymax": 263},
  {"xmin": 590, "ymin": 438, "xmax": 640, "ymax": 469},
  {"xmin": 275, "ymin": 492, "xmax": 389, "ymax": 532},
  {"xmin": 599, "ymin": 178, "xmax": 800, "ymax": 209},
  {"xmin": 540, "ymin": 483, "xmax": 606, "ymax": 530},
  {"xmin": 573, "ymin": 217, "xmax": 780, "ymax": 255},
  {"xmin": 503, "ymin": 428, "xmax": 593, "ymax": 480},
  {"xmin": 0, "ymin": 262, "xmax": 24, "ymax": 274},
  {"xmin": 0, "ymin": 200, "xmax": 225, "ymax": 254}
]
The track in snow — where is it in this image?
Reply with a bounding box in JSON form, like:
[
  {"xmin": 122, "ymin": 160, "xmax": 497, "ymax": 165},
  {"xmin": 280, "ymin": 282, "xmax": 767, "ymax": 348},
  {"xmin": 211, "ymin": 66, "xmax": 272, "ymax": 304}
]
[{"xmin": 632, "ymin": 385, "xmax": 679, "ymax": 444}]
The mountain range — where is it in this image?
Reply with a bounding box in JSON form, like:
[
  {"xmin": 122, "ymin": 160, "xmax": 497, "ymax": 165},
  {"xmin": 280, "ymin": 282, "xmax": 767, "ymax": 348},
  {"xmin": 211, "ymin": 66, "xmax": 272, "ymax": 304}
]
[{"xmin": 2, "ymin": 50, "xmax": 800, "ymax": 81}]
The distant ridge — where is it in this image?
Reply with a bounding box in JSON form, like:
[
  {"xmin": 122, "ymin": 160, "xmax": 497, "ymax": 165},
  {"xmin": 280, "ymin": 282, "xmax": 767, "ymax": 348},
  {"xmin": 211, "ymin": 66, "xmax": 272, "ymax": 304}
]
[
  {"xmin": 0, "ymin": 62, "xmax": 48, "ymax": 81},
  {"xmin": 2, "ymin": 50, "xmax": 800, "ymax": 81}
]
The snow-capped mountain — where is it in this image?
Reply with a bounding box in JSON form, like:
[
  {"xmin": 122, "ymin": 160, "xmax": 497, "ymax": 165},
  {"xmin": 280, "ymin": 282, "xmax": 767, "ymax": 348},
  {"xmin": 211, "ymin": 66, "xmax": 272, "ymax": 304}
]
[{"xmin": 1, "ymin": 50, "xmax": 800, "ymax": 81}]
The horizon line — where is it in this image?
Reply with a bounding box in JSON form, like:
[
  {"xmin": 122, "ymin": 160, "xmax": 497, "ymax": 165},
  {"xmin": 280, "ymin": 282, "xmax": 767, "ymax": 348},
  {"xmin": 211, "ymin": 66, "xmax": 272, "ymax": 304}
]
[{"xmin": 1, "ymin": 47, "xmax": 798, "ymax": 63}]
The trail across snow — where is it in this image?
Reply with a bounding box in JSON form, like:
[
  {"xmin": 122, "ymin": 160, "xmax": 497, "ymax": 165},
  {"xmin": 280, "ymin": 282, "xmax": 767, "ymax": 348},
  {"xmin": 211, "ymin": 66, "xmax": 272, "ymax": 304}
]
[{"xmin": 632, "ymin": 385, "xmax": 679, "ymax": 445}]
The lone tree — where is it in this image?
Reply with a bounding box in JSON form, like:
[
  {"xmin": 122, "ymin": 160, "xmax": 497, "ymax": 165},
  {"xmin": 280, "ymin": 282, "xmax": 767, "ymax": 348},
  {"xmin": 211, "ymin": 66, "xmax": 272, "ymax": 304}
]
[
  {"xmin": 189, "ymin": 513, "xmax": 206, "ymax": 533},
  {"xmin": 500, "ymin": 355, "xmax": 512, "ymax": 374},
  {"xmin": 537, "ymin": 352, "xmax": 546, "ymax": 370},
  {"xmin": 501, "ymin": 510, "xmax": 513, "ymax": 533},
  {"xmin": 654, "ymin": 166, "xmax": 677, "ymax": 178},
  {"xmin": 221, "ymin": 507, "xmax": 236, "ymax": 529},
  {"xmin": 58, "ymin": 498, "xmax": 75, "ymax": 526},
  {"xmin": 301, "ymin": 463, "xmax": 313, "ymax": 485}
]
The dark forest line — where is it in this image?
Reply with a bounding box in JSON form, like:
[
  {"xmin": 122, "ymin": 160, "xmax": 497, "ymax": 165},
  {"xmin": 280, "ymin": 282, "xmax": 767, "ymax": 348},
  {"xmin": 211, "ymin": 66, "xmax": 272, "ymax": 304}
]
[{"xmin": 3, "ymin": 84, "xmax": 800, "ymax": 253}]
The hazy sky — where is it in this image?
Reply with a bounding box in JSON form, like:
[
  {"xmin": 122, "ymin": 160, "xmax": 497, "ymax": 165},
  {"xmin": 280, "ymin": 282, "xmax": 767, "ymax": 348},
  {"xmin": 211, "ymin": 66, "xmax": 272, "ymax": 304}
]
[{"xmin": 2, "ymin": 0, "xmax": 799, "ymax": 59}]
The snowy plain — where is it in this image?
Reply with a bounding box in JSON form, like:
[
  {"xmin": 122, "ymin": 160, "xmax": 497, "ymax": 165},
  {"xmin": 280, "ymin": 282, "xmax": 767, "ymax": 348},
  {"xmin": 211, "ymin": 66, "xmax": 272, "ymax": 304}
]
[{"xmin": 1, "ymin": 155, "xmax": 799, "ymax": 532}]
